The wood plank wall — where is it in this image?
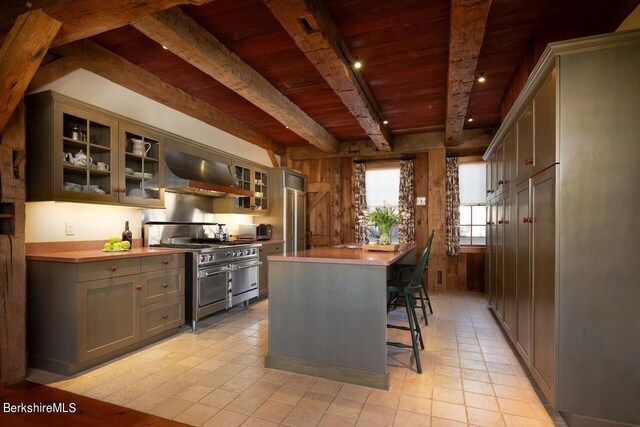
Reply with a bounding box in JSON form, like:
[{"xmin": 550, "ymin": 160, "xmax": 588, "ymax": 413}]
[
  {"xmin": 293, "ymin": 150, "xmax": 484, "ymax": 292},
  {"xmin": 0, "ymin": 104, "xmax": 26, "ymax": 385}
]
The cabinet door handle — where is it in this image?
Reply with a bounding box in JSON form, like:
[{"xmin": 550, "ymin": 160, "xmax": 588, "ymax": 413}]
[
  {"xmin": 498, "ymin": 180, "xmax": 504, "ymax": 185},
  {"xmin": 162, "ymin": 314, "xmax": 168, "ymax": 319},
  {"xmin": 523, "ymin": 217, "xmax": 528, "ymax": 223},
  {"xmin": 135, "ymin": 284, "xmax": 141, "ymax": 289},
  {"xmin": 163, "ymin": 259, "xmax": 170, "ymax": 265},
  {"xmin": 110, "ymin": 266, "xmax": 118, "ymax": 272},
  {"xmin": 524, "ymin": 158, "xmax": 533, "ymax": 165},
  {"xmin": 498, "ymin": 220, "xmax": 504, "ymax": 224},
  {"xmin": 162, "ymin": 283, "xmax": 168, "ymax": 288}
]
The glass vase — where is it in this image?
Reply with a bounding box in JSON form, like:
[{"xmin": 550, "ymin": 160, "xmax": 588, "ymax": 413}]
[{"xmin": 377, "ymin": 223, "xmax": 392, "ymax": 245}]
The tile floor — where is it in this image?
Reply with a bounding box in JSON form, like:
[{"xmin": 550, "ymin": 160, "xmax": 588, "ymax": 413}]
[{"xmin": 28, "ymin": 292, "xmax": 565, "ymax": 426}]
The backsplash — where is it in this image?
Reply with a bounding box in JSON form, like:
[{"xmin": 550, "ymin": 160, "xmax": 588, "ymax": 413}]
[{"xmin": 25, "ymin": 202, "xmax": 143, "ymax": 243}]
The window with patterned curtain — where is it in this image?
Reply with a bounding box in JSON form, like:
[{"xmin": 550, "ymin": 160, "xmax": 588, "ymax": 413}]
[
  {"xmin": 398, "ymin": 159, "xmax": 415, "ymax": 244},
  {"xmin": 354, "ymin": 162, "xmax": 368, "ymax": 243},
  {"xmin": 446, "ymin": 157, "xmax": 461, "ymax": 255}
]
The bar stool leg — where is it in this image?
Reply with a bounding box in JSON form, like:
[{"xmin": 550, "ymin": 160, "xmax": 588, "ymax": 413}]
[{"xmin": 404, "ymin": 294, "xmax": 422, "ymax": 374}]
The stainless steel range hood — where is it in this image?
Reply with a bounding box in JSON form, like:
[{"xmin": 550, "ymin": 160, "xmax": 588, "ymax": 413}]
[{"xmin": 161, "ymin": 148, "xmax": 253, "ymax": 198}]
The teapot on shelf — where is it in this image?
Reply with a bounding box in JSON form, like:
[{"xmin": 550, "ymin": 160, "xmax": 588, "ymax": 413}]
[
  {"xmin": 131, "ymin": 138, "xmax": 151, "ymax": 157},
  {"xmin": 65, "ymin": 150, "xmax": 92, "ymax": 167}
]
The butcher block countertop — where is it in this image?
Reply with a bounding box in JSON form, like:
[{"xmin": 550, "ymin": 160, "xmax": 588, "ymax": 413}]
[
  {"xmin": 268, "ymin": 244, "xmax": 415, "ymax": 266},
  {"xmin": 26, "ymin": 247, "xmax": 189, "ymax": 263}
]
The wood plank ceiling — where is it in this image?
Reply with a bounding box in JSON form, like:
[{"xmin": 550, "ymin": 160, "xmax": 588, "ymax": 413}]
[{"xmin": 82, "ymin": 0, "xmax": 637, "ymax": 149}]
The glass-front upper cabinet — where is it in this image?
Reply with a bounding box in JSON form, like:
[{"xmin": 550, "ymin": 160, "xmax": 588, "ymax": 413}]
[
  {"xmin": 118, "ymin": 123, "xmax": 164, "ymax": 207},
  {"xmin": 213, "ymin": 163, "xmax": 269, "ymax": 215}
]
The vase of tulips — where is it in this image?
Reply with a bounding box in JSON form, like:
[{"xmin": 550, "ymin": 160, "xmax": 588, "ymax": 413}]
[{"xmin": 359, "ymin": 202, "xmax": 409, "ymax": 245}]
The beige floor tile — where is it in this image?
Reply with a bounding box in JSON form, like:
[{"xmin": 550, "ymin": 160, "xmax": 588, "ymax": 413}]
[
  {"xmin": 462, "ymin": 379, "xmax": 494, "ymax": 396},
  {"xmin": 297, "ymin": 391, "xmax": 335, "ymax": 412},
  {"xmin": 431, "ymin": 400, "xmax": 467, "ymax": 423},
  {"xmin": 197, "ymin": 372, "xmax": 234, "ymax": 389},
  {"xmin": 284, "ymin": 375, "xmax": 317, "ymax": 391},
  {"xmin": 483, "ymin": 353, "xmax": 511, "ymax": 364},
  {"xmin": 127, "ymin": 391, "xmax": 171, "ymax": 412},
  {"xmin": 462, "ymin": 368, "xmax": 491, "ymax": 382},
  {"xmin": 503, "ymin": 413, "xmax": 544, "ymax": 427},
  {"xmin": 497, "ymin": 398, "xmax": 538, "ymax": 419},
  {"xmin": 281, "ymin": 406, "xmax": 325, "ymax": 427},
  {"xmin": 84, "ymin": 382, "xmax": 124, "ymax": 399},
  {"xmin": 327, "ymin": 397, "xmax": 364, "ymax": 419},
  {"xmin": 200, "ymin": 388, "xmax": 240, "ymax": 409},
  {"xmin": 220, "ymin": 376, "xmax": 256, "ymax": 393},
  {"xmin": 233, "ymin": 354, "xmax": 262, "ymax": 366},
  {"xmin": 492, "ymin": 384, "xmax": 533, "ymax": 402},
  {"xmin": 366, "ymin": 390, "xmax": 402, "ymax": 409},
  {"xmin": 241, "ymin": 417, "xmax": 279, "ymax": 426},
  {"xmin": 178, "ymin": 355, "xmax": 209, "ymax": 368},
  {"xmin": 337, "ymin": 384, "xmax": 372, "ymax": 403},
  {"xmin": 152, "ymin": 379, "xmax": 193, "ymax": 396},
  {"xmin": 432, "ymin": 387, "xmax": 464, "ymax": 404},
  {"xmin": 430, "ymin": 416, "xmax": 467, "ymax": 426},
  {"xmin": 243, "ymin": 381, "xmax": 280, "ymax": 399},
  {"xmin": 217, "ymin": 363, "xmax": 253, "ymax": 377},
  {"xmin": 149, "ymin": 397, "xmax": 193, "ymax": 419},
  {"xmin": 309, "ymin": 379, "xmax": 343, "ymax": 397},
  {"xmin": 270, "ymin": 385, "xmax": 307, "ymax": 405},
  {"xmin": 213, "ymin": 351, "xmax": 243, "ymax": 362},
  {"xmin": 433, "ymin": 375, "xmax": 462, "ymax": 391},
  {"xmin": 225, "ymin": 395, "xmax": 266, "ymax": 416},
  {"xmin": 252, "ymin": 400, "xmax": 294, "ymax": 423},
  {"xmin": 401, "ymin": 380, "xmax": 433, "ymax": 399},
  {"xmin": 356, "ymin": 420, "xmax": 385, "ymax": 427},
  {"xmin": 202, "ymin": 409, "xmax": 248, "ymax": 427},
  {"xmin": 393, "ymin": 410, "xmax": 431, "ymax": 427},
  {"xmin": 174, "ymin": 402, "xmax": 220, "ymax": 426},
  {"xmin": 102, "ymin": 385, "xmax": 148, "ymax": 406},
  {"xmin": 175, "ymin": 368, "xmax": 213, "ymax": 384},
  {"xmin": 176, "ymin": 384, "xmax": 216, "ymax": 402},
  {"xmin": 434, "ymin": 366, "xmax": 461, "ymax": 379},
  {"xmin": 490, "ymin": 372, "xmax": 522, "ymax": 388},
  {"xmin": 260, "ymin": 371, "xmax": 293, "ymax": 386},
  {"xmin": 317, "ymin": 413, "xmax": 357, "ymax": 427},
  {"xmin": 196, "ymin": 358, "xmax": 228, "ymax": 372},
  {"xmin": 359, "ymin": 403, "xmax": 397, "ymax": 426},
  {"xmin": 398, "ymin": 395, "xmax": 431, "ymax": 415},
  {"xmin": 464, "ymin": 391, "xmax": 499, "ymax": 412},
  {"xmin": 459, "ymin": 358, "xmax": 486, "ymax": 371},
  {"xmin": 237, "ymin": 366, "xmax": 269, "ymax": 381},
  {"xmin": 459, "ymin": 351, "xmax": 484, "ymax": 361},
  {"xmin": 486, "ymin": 362, "xmax": 516, "ymax": 375},
  {"xmin": 466, "ymin": 407, "xmax": 504, "ymax": 427}
]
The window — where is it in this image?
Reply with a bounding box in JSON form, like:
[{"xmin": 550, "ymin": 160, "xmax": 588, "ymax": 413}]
[
  {"xmin": 459, "ymin": 161, "xmax": 486, "ymax": 246},
  {"xmin": 365, "ymin": 165, "xmax": 400, "ymax": 243}
]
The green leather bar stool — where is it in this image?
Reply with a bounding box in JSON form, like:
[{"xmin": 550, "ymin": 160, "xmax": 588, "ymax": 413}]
[{"xmin": 386, "ymin": 231, "xmax": 433, "ymax": 374}]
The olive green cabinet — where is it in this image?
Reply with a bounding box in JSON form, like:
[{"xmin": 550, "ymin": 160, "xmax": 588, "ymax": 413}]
[
  {"xmin": 26, "ymin": 91, "xmax": 164, "ymax": 208},
  {"xmin": 258, "ymin": 241, "xmax": 283, "ymax": 298},
  {"xmin": 28, "ymin": 254, "xmax": 184, "ymax": 375},
  {"xmin": 214, "ymin": 164, "xmax": 270, "ymax": 214}
]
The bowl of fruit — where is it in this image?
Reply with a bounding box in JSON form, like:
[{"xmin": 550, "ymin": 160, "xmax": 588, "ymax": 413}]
[{"xmin": 103, "ymin": 236, "xmax": 131, "ymax": 252}]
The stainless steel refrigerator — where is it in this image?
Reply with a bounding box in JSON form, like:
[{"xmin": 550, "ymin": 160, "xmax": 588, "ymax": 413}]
[{"xmin": 267, "ymin": 167, "xmax": 306, "ymax": 255}]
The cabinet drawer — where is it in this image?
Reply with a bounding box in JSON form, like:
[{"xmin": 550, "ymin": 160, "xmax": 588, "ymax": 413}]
[
  {"xmin": 77, "ymin": 258, "xmax": 140, "ymax": 282},
  {"xmin": 141, "ymin": 298, "xmax": 184, "ymax": 340},
  {"xmin": 140, "ymin": 268, "xmax": 184, "ymax": 306},
  {"xmin": 267, "ymin": 245, "xmax": 283, "ymax": 255},
  {"xmin": 141, "ymin": 254, "xmax": 184, "ymax": 272}
]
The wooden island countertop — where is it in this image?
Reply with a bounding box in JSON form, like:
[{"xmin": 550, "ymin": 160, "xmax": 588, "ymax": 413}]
[
  {"xmin": 25, "ymin": 247, "xmax": 189, "ymax": 263},
  {"xmin": 268, "ymin": 244, "xmax": 415, "ymax": 266}
]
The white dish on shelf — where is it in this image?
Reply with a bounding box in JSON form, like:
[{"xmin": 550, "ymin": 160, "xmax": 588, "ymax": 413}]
[
  {"xmin": 125, "ymin": 167, "xmax": 134, "ymax": 174},
  {"xmin": 132, "ymin": 172, "xmax": 153, "ymax": 178}
]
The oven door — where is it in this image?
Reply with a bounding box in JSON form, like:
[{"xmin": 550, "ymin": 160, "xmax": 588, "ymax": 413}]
[
  {"xmin": 198, "ymin": 265, "xmax": 230, "ymax": 308},
  {"xmin": 230, "ymin": 260, "xmax": 261, "ymax": 303}
]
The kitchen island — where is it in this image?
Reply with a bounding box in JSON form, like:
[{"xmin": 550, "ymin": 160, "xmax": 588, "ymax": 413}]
[{"xmin": 266, "ymin": 244, "xmax": 416, "ymax": 389}]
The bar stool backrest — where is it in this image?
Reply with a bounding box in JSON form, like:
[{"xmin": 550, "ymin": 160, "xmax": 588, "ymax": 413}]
[{"xmin": 407, "ymin": 229, "xmax": 435, "ymax": 289}]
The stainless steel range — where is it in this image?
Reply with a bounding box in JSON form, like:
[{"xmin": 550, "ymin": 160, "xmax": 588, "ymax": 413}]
[{"xmin": 144, "ymin": 222, "xmax": 261, "ymax": 330}]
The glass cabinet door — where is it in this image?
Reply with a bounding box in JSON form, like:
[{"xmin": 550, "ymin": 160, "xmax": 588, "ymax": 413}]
[
  {"xmin": 57, "ymin": 106, "xmax": 118, "ymax": 202},
  {"xmin": 254, "ymin": 170, "xmax": 268, "ymax": 212},
  {"xmin": 235, "ymin": 165, "xmax": 251, "ymax": 209},
  {"xmin": 119, "ymin": 124, "xmax": 164, "ymax": 207}
]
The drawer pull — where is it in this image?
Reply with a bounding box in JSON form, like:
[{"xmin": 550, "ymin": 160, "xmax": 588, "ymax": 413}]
[
  {"xmin": 498, "ymin": 180, "xmax": 504, "ymax": 185},
  {"xmin": 162, "ymin": 283, "xmax": 168, "ymax": 288},
  {"xmin": 163, "ymin": 259, "xmax": 170, "ymax": 265},
  {"xmin": 110, "ymin": 266, "xmax": 118, "ymax": 272},
  {"xmin": 135, "ymin": 284, "xmax": 142, "ymax": 290},
  {"xmin": 498, "ymin": 220, "xmax": 504, "ymax": 224},
  {"xmin": 162, "ymin": 314, "xmax": 168, "ymax": 319},
  {"xmin": 524, "ymin": 158, "xmax": 533, "ymax": 165}
]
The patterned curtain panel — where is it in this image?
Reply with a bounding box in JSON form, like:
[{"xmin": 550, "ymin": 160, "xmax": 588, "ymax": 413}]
[
  {"xmin": 398, "ymin": 159, "xmax": 415, "ymax": 244},
  {"xmin": 354, "ymin": 163, "xmax": 368, "ymax": 243},
  {"xmin": 446, "ymin": 157, "xmax": 461, "ymax": 256}
]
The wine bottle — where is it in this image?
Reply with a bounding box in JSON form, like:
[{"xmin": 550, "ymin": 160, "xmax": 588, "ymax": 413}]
[{"xmin": 122, "ymin": 221, "xmax": 133, "ymax": 248}]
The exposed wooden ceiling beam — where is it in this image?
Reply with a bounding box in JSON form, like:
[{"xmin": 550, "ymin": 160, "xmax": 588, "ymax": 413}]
[
  {"xmin": 132, "ymin": 7, "xmax": 339, "ymax": 153},
  {"xmin": 288, "ymin": 128, "xmax": 496, "ymax": 160},
  {"xmin": 51, "ymin": 40, "xmax": 286, "ymax": 155},
  {"xmin": 264, "ymin": 0, "xmax": 392, "ymax": 152},
  {"xmin": 0, "ymin": 10, "xmax": 60, "ymax": 132},
  {"xmin": 1, "ymin": 0, "xmax": 213, "ymax": 48},
  {"xmin": 445, "ymin": 0, "xmax": 492, "ymax": 146},
  {"xmin": 28, "ymin": 56, "xmax": 81, "ymax": 92},
  {"xmin": 267, "ymin": 150, "xmax": 280, "ymax": 167}
]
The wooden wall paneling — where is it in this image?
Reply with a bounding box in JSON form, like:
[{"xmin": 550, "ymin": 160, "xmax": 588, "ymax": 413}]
[
  {"xmin": 329, "ymin": 158, "xmax": 342, "ymax": 245},
  {"xmin": 0, "ymin": 9, "xmax": 60, "ymax": 132},
  {"xmin": 427, "ymin": 149, "xmax": 447, "ymax": 292},
  {"xmin": 413, "ymin": 152, "xmax": 429, "ymax": 285},
  {"xmin": 0, "ymin": 103, "xmax": 26, "ymax": 385},
  {"xmin": 466, "ymin": 253, "xmax": 486, "ymax": 292}
]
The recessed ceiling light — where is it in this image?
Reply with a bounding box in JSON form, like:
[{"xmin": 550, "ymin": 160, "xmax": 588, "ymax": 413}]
[
  {"xmin": 477, "ymin": 73, "xmax": 486, "ymax": 83},
  {"xmin": 353, "ymin": 59, "xmax": 362, "ymax": 70},
  {"xmin": 467, "ymin": 116, "xmax": 474, "ymax": 123},
  {"xmin": 382, "ymin": 120, "xmax": 389, "ymax": 125},
  {"xmin": 162, "ymin": 45, "xmax": 168, "ymax": 50}
]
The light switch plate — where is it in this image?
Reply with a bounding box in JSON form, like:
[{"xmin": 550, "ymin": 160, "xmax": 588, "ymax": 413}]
[
  {"xmin": 416, "ymin": 196, "xmax": 426, "ymax": 206},
  {"xmin": 65, "ymin": 222, "xmax": 75, "ymax": 236}
]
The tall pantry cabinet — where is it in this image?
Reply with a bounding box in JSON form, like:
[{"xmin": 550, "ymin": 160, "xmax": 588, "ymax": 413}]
[{"xmin": 484, "ymin": 30, "xmax": 640, "ymax": 427}]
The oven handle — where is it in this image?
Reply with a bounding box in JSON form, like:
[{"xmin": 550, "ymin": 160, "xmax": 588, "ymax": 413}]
[
  {"xmin": 231, "ymin": 261, "xmax": 262, "ymax": 271},
  {"xmin": 199, "ymin": 266, "xmax": 231, "ymax": 278}
]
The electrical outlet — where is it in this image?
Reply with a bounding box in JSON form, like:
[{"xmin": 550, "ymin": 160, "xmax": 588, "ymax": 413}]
[
  {"xmin": 416, "ymin": 196, "xmax": 426, "ymax": 206},
  {"xmin": 65, "ymin": 222, "xmax": 75, "ymax": 236}
]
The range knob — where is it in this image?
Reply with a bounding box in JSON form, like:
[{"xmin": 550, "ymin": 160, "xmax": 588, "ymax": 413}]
[
  {"xmin": 200, "ymin": 254, "xmax": 206, "ymax": 262},
  {"xmin": 225, "ymin": 251, "xmax": 231, "ymax": 257},
  {"xmin": 233, "ymin": 251, "xmax": 238, "ymax": 257},
  {"xmin": 251, "ymin": 248, "xmax": 256, "ymax": 254},
  {"xmin": 245, "ymin": 249, "xmax": 250, "ymax": 255},
  {"xmin": 208, "ymin": 254, "xmax": 215, "ymax": 261}
]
